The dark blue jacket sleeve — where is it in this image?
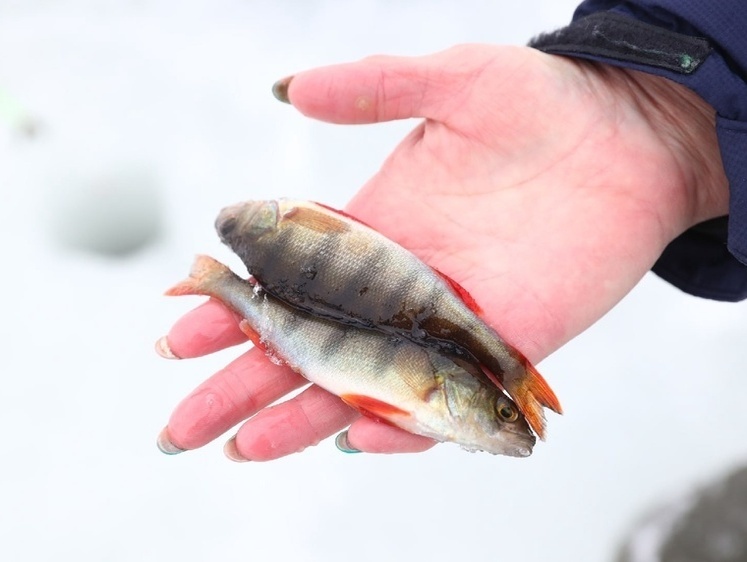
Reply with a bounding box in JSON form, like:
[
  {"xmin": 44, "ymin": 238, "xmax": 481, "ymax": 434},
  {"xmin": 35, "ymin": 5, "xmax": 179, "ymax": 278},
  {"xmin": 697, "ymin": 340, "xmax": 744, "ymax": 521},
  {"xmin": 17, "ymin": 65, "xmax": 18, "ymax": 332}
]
[{"xmin": 531, "ymin": 1, "xmax": 747, "ymax": 301}]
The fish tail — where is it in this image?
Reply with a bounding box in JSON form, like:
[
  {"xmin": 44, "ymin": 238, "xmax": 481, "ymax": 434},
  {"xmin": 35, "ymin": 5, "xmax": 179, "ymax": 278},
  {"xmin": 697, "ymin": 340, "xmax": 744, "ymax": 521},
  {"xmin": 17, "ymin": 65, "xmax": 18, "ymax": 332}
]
[
  {"xmin": 505, "ymin": 359, "xmax": 562, "ymax": 441},
  {"xmin": 510, "ymin": 386, "xmax": 548, "ymax": 441},
  {"xmin": 523, "ymin": 360, "xmax": 562, "ymax": 414},
  {"xmin": 165, "ymin": 254, "xmax": 233, "ymax": 298}
]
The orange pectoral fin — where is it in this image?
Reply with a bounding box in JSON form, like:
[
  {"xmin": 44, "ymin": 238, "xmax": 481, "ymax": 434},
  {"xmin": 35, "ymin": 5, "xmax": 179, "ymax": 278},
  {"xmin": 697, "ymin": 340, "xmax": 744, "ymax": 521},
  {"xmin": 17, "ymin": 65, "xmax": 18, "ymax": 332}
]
[{"xmin": 340, "ymin": 394, "xmax": 410, "ymax": 424}]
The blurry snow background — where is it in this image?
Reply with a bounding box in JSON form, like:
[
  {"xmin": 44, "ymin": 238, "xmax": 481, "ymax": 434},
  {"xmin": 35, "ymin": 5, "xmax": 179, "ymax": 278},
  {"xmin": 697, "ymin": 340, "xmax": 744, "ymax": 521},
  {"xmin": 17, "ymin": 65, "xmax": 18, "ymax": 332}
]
[{"xmin": 1, "ymin": 1, "xmax": 746, "ymax": 561}]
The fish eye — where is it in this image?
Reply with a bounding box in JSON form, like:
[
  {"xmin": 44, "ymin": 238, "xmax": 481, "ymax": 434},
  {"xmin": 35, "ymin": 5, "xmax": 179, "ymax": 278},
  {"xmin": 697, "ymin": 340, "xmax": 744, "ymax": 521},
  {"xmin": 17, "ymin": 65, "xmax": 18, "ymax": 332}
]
[{"xmin": 496, "ymin": 399, "xmax": 519, "ymax": 423}]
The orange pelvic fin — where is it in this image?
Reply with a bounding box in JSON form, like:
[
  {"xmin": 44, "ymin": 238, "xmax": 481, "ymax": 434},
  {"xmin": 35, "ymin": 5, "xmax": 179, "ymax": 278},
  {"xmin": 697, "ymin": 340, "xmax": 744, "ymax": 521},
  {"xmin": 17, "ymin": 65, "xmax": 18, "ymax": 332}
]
[
  {"xmin": 239, "ymin": 320, "xmax": 266, "ymax": 351},
  {"xmin": 340, "ymin": 394, "xmax": 410, "ymax": 423},
  {"xmin": 430, "ymin": 266, "xmax": 483, "ymax": 316}
]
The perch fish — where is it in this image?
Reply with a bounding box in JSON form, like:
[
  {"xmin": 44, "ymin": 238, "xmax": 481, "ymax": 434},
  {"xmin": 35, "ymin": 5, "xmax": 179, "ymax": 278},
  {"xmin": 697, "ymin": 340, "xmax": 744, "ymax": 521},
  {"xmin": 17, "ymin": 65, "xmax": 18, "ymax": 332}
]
[
  {"xmin": 166, "ymin": 254, "xmax": 536, "ymax": 457},
  {"xmin": 215, "ymin": 199, "xmax": 561, "ymax": 438}
]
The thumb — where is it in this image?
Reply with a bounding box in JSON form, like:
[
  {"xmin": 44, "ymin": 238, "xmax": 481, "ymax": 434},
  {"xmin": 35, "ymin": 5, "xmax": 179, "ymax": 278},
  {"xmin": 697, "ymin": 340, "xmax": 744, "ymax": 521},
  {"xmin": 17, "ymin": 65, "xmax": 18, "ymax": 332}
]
[{"xmin": 273, "ymin": 46, "xmax": 497, "ymax": 125}]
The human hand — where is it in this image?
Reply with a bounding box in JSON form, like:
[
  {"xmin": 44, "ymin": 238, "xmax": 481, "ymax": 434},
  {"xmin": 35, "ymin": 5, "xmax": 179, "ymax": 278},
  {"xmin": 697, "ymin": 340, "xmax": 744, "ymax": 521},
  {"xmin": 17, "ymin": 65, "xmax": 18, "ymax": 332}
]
[{"xmin": 156, "ymin": 45, "xmax": 727, "ymax": 460}]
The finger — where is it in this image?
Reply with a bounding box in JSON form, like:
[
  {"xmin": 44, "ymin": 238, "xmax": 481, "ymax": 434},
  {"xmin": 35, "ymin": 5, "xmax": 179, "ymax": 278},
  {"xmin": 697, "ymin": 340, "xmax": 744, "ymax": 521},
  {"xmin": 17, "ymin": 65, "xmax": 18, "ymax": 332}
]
[
  {"xmin": 228, "ymin": 385, "xmax": 359, "ymax": 462},
  {"xmin": 159, "ymin": 346, "xmax": 307, "ymax": 452},
  {"xmin": 155, "ymin": 299, "xmax": 247, "ymax": 359},
  {"xmin": 344, "ymin": 417, "xmax": 436, "ymax": 454},
  {"xmin": 280, "ymin": 46, "xmax": 493, "ymax": 125}
]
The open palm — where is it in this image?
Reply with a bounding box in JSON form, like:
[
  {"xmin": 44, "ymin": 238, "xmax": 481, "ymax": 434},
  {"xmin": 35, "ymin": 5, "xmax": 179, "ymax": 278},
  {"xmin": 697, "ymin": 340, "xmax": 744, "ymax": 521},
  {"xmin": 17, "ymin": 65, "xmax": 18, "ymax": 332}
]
[{"xmin": 157, "ymin": 45, "xmax": 726, "ymax": 459}]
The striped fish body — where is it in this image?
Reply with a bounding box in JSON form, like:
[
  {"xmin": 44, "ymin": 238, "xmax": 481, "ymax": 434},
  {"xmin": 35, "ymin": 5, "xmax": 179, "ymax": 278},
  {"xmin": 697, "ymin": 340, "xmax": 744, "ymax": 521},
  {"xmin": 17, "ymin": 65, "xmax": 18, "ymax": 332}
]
[
  {"xmin": 166, "ymin": 255, "xmax": 536, "ymax": 457},
  {"xmin": 215, "ymin": 199, "xmax": 561, "ymax": 438}
]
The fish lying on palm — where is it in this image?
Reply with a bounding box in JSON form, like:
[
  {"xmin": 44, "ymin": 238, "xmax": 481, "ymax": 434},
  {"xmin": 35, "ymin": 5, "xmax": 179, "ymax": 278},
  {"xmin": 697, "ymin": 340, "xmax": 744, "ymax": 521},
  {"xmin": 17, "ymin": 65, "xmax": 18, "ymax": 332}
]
[
  {"xmin": 215, "ymin": 199, "xmax": 561, "ymax": 438},
  {"xmin": 166, "ymin": 254, "xmax": 536, "ymax": 457}
]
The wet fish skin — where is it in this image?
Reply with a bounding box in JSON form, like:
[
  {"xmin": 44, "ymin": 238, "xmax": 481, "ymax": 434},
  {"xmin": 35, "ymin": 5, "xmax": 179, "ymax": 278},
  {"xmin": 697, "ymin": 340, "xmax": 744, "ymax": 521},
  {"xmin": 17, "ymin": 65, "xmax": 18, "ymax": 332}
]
[
  {"xmin": 215, "ymin": 199, "xmax": 560, "ymax": 439},
  {"xmin": 166, "ymin": 255, "xmax": 536, "ymax": 457}
]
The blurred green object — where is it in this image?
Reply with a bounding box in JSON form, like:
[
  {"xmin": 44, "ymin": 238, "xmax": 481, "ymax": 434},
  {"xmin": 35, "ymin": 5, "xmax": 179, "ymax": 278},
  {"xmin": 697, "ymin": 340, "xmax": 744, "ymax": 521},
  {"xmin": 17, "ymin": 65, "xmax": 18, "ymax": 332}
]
[{"xmin": 0, "ymin": 87, "xmax": 39, "ymax": 137}]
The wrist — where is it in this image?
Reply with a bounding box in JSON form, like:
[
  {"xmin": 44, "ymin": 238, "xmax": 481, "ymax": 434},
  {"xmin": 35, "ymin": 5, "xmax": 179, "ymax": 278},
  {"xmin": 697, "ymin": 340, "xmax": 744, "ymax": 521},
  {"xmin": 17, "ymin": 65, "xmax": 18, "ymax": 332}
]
[
  {"xmin": 577, "ymin": 60, "xmax": 728, "ymax": 237},
  {"xmin": 620, "ymin": 68, "xmax": 729, "ymax": 225}
]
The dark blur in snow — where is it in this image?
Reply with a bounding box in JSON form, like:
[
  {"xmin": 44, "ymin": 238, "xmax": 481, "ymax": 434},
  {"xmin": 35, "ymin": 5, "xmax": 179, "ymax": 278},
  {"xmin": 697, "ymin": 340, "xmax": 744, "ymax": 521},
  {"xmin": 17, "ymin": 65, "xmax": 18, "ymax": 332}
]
[
  {"xmin": 618, "ymin": 466, "xmax": 747, "ymax": 562},
  {"xmin": 1, "ymin": 2, "xmax": 746, "ymax": 561}
]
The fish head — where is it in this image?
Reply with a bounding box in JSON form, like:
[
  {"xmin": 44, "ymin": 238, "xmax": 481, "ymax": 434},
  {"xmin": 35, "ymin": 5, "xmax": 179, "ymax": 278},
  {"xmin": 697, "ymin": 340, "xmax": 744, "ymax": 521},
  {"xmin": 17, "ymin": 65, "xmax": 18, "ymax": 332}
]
[
  {"xmin": 215, "ymin": 200, "xmax": 280, "ymax": 249},
  {"xmin": 435, "ymin": 359, "xmax": 537, "ymax": 457},
  {"xmin": 482, "ymin": 392, "xmax": 537, "ymax": 457}
]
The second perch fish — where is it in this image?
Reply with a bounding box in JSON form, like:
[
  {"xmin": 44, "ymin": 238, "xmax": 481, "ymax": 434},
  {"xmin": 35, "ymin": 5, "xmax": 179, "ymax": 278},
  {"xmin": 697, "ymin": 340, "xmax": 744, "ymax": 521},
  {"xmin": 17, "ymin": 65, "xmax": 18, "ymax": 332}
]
[
  {"xmin": 167, "ymin": 255, "xmax": 536, "ymax": 457},
  {"xmin": 216, "ymin": 199, "xmax": 561, "ymax": 438}
]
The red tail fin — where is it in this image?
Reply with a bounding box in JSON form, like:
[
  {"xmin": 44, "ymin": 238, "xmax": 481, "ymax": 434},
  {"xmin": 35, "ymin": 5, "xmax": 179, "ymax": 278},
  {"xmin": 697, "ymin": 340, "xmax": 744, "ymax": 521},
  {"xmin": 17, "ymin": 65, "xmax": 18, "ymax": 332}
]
[
  {"xmin": 164, "ymin": 254, "xmax": 230, "ymax": 298},
  {"xmin": 524, "ymin": 359, "xmax": 562, "ymax": 414},
  {"xmin": 505, "ymin": 358, "xmax": 562, "ymax": 440}
]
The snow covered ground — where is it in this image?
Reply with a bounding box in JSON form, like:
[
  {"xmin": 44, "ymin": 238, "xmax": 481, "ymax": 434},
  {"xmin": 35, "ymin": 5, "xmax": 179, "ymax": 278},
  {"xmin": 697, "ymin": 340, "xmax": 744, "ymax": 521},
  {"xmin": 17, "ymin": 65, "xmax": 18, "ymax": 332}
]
[{"xmin": 1, "ymin": 2, "xmax": 746, "ymax": 560}]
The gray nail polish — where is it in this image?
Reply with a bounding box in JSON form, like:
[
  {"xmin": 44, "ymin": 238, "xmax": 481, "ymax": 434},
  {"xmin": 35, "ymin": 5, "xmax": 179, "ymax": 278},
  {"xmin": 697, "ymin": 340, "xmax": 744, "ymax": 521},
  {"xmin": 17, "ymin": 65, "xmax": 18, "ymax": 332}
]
[
  {"xmin": 271, "ymin": 76, "xmax": 293, "ymax": 104},
  {"xmin": 157, "ymin": 427, "xmax": 186, "ymax": 455},
  {"xmin": 223, "ymin": 436, "xmax": 250, "ymax": 463},
  {"xmin": 335, "ymin": 430, "xmax": 361, "ymax": 454}
]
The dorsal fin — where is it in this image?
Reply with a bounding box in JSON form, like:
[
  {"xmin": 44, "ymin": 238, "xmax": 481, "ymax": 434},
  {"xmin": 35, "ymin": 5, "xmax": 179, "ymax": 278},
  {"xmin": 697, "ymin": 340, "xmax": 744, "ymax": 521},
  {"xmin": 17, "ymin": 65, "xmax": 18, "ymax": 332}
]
[
  {"xmin": 312, "ymin": 201, "xmax": 376, "ymax": 229},
  {"xmin": 430, "ymin": 266, "xmax": 483, "ymax": 316},
  {"xmin": 282, "ymin": 205, "xmax": 349, "ymax": 233}
]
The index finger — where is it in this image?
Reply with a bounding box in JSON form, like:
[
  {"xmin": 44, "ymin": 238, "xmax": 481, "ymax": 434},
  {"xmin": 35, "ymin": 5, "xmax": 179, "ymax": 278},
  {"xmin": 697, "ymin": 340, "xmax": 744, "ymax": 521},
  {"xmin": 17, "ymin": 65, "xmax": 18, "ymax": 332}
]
[{"xmin": 280, "ymin": 46, "xmax": 501, "ymax": 127}]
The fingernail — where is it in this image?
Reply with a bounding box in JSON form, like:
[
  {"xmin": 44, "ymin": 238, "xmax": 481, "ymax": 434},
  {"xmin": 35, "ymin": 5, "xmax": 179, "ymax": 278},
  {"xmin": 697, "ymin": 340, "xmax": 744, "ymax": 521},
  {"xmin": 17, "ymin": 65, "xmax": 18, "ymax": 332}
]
[
  {"xmin": 271, "ymin": 75, "xmax": 293, "ymax": 104},
  {"xmin": 157, "ymin": 427, "xmax": 186, "ymax": 455},
  {"xmin": 224, "ymin": 436, "xmax": 250, "ymax": 463},
  {"xmin": 154, "ymin": 336, "xmax": 180, "ymax": 360},
  {"xmin": 335, "ymin": 430, "xmax": 361, "ymax": 454}
]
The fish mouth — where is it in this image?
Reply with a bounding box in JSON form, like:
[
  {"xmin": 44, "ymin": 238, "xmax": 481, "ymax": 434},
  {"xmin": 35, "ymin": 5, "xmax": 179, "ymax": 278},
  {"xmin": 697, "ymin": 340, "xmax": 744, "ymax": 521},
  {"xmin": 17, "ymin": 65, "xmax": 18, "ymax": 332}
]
[
  {"xmin": 215, "ymin": 200, "xmax": 278, "ymax": 244},
  {"xmin": 501, "ymin": 436, "xmax": 535, "ymax": 458},
  {"xmin": 215, "ymin": 202, "xmax": 248, "ymax": 243},
  {"xmin": 509, "ymin": 442, "xmax": 534, "ymax": 458},
  {"xmin": 462, "ymin": 434, "xmax": 535, "ymax": 457},
  {"xmin": 496, "ymin": 429, "xmax": 536, "ymax": 458}
]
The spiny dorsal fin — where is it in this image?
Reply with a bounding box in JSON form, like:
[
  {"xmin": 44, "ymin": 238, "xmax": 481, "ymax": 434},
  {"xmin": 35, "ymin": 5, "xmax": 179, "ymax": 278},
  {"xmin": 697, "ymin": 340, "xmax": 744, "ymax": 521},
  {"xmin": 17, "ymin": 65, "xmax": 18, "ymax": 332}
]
[
  {"xmin": 282, "ymin": 205, "xmax": 349, "ymax": 234},
  {"xmin": 430, "ymin": 266, "xmax": 484, "ymax": 316}
]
